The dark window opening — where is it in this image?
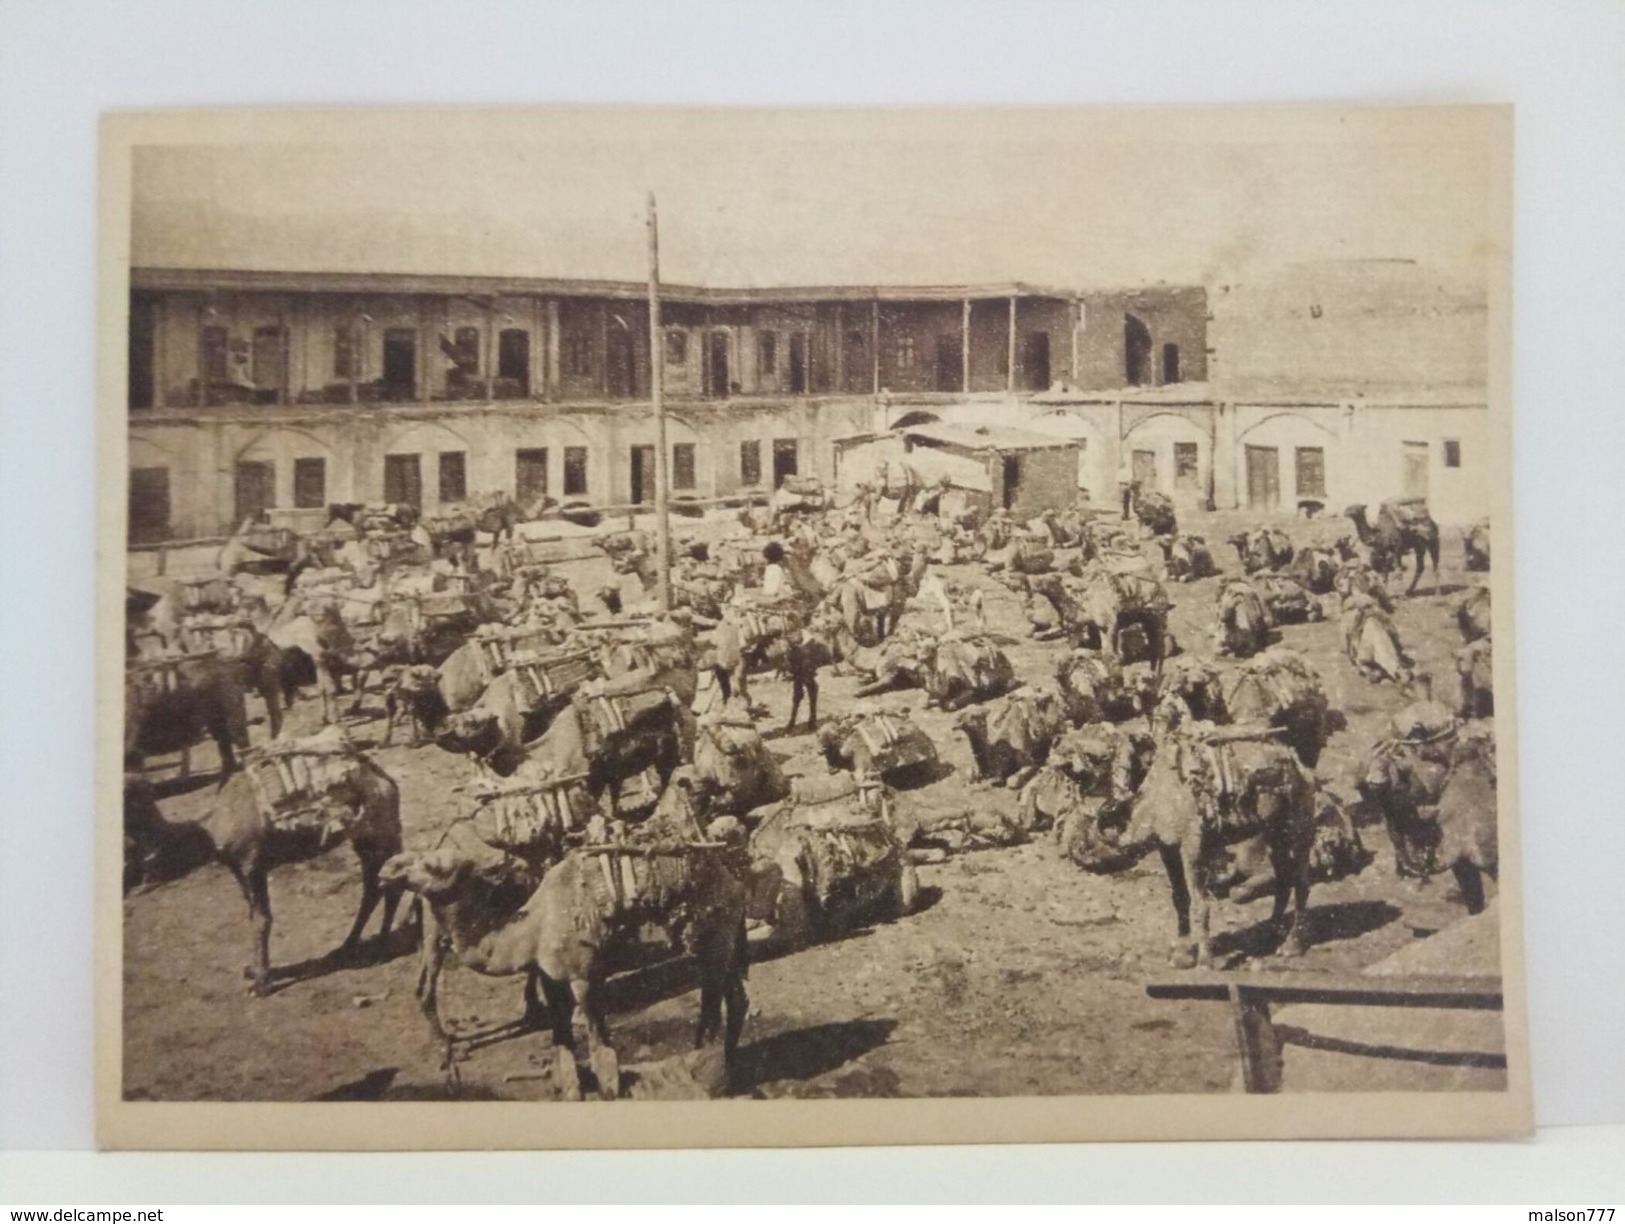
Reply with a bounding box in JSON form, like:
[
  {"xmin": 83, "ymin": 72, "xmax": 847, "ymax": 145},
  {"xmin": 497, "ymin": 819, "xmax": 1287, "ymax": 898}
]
[
  {"xmin": 293, "ymin": 457, "xmax": 327, "ymax": 509},
  {"xmin": 844, "ymin": 330, "xmax": 868, "ymax": 390},
  {"xmin": 707, "ymin": 332, "xmax": 731, "ymax": 398},
  {"xmin": 1444, "ymin": 439, "xmax": 1461, "ymax": 468},
  {"xmin": 334, "ymin": 327, "xmax": 357, "ymax": 380},
  {"xmin": 129, "ymin": 295, "xmax": 156, "ymax": 410},
  {"xmin": 251, "ymin": 325, "xmax": 284, "ymax": 403},
  {"xmin": 1125, "ymin": 314, "xmax": 1153, "ymax": 386},
  {"xmin": 498, "ymin": 328, "xmax": 530, "ymax": 397},
  {"xmin": 233, "ymin": 460, "xmax": 275, "ymax": 527},
  {"xmin": 606, "ymin": 326, "xmax": 637, "ymax": 398},
  {"xmin": 1001, "ymin": 454, "xmax": 1021, "ymax": 510},
  {"xmin": 673, "ymin": 442, "xmax": 697, "ymax": 490},
  {"xmin": 202, "ymin": 325, "xmax": 230, "ymax": 382},
  {"xmin": 381, "ymin": 329, "xmax": 417, "ymax": 401},
  {"xmin": 384, "ymin": 453, "xmax": 423, "ymax": 511},
  {"xmin": 128, "ymin": 467, "xmax": 170, "ymax": 545},
  {"xmin": 665, "ymin": 330, "xmax": 688, "ymax": 366},
  {"xmin": 1021, "ymin": 331, "xmax": 1051, "ymax": 391},
  {"xmin": 443, "ymin": 326, "xmax": 480, "ymax": 398},
  {"xmin": 563, "ymin": 446, "xmax": 588, "ymax": 497},
  {"xmin": 1162, "ymin": 343, "xmax": 1182, "ymax": 384},
  {"xmin": 1295, "ymin": 447, "xmax": 1326, "ymax": 499},
  {"xmin": 788, "ymin": 332, "xmax": 809, "ymax": 393},
  {"xmin": 740, "ymin": 440, "xmax": 762, "ymax": 486},
  {"xmin": 562, "ymin": 332, "xmax": 593, "ymax": 378},
  {"xmin": 439, "ymin": 451, "xmax": 467, "ymax": 504},
  {"xmin": 934, "ymin": 334, "xmax": 962, "ymax": 392},
  {"xmin": 757, "ymin": 331, "xmax": 777, "ymax": 377},
  {"xmin": 772, "ymin": 438, "xmax": 800, "ymax": 488},
  {"xmin": 1174, "ymin": 441, "xmax": 1201, "ymax": 492},
  {"xmin": 630, "ymin": 445, "xmax": 656, "ymax": 505},
  {"xmin": 516, "ymin": 448, "xmax": 549, "ymax": 503}
]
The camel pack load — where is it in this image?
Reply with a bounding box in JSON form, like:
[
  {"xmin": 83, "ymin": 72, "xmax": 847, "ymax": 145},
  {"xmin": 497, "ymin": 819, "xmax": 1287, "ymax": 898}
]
[
  {"xmin": 242, "ymin": 727, "xmax": 370, "ymax": 839},
  {"xmin": 1306, "ymin": 787, "xmax": 1373, "ymax": 883},
  {"xmin": 175, "ymin": 574, "xmax": 236, "ymax": 614},
  {"xmin": 748, "ymin": 771, "xmax": 906, "ymax": 916},
  {"xmin": 771, "ymin": 475, "xmax": 827, "ymax": 514},
  {"xmin": 1382, "ymin": 497, "xmax": 1433, "ymax": 532},
  {"xmin": 126, "ymin": 650, "xmax": 220, "ymax": 696},
  {"xmin": 471, "ymin": 621, "xmax": 572, "ymax": 670},
  {"xmin": 845, "ymin": 710, "xmax": 936, "ymax": 776},
  {"xmin": 467, "ymin": 771, "xmax": 597, "ymax": 857},
  {"xmin": 175, "ymin": 614, "xmax": 258, "ymax": 658},
  {"xmin": 1169, "ymin": 723, "xmax": 1301, "ymax": 841}
]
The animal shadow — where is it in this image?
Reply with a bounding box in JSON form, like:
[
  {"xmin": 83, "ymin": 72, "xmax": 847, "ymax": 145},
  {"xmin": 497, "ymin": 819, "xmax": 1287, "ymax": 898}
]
[
  {"xmin": 892, "ymin": 759, "xmax": 954, "ymax": 790},
  {"xmin": 1209, "ymin": 898, "xmax": 1401, "ymax": 961},
  {"xmin": 262, "ymin": 921, "xmax": 420, "ymax": 995},
  {"xmin": 315, "ymin": 1066, "xmax": 509, "ymax": 1101},
  {"xmin": 731, "ymin": 1018, "xmax": 898, "ymax": 1095}
]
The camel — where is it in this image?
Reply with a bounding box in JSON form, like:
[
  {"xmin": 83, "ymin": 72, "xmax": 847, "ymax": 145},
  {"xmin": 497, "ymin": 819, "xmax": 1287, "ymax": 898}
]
[
  {"xmin": 920, "ymin": 635, "xmax": 1017, "ymax": 711},
  {"xmin": 125, "ymin": 747, "xmax": 405, "ymax": 995},
  {"xmin": 1073, "ymin": 569, "xmax": 1171, "ymax": 674},
  {"xmin": 1345, "ymin": 500, "xmax": 1441, "ymax": 594},
  {"xmin": 1158, "ymin": 534, "xmax": 1218, "ymax": 583},
  {"xmin": 747, "ymin": 774, "xmax": 918, "ymax": 947},
  {"xmin": 1341, "ymin": 592, "xmax": 1412, "ymax": 684},
  {"xmin": 1227, "ymin": 527, "xmax": 1294, "ymax": 574},
  {"xmin": 1286, "ymin": 545, "xmax": 1340, "ymax": 595},
  {"xmin": 952, "ymin": 687, "xmax": 1068, "ymax": 788},
  {"xmin": 816, "ymin": 709, "xmax": 938, "ymax": 783},
  {"xmin": 1456, "ymin": 585, "xmax": 1492, "ymax": 644},
  {"xmin": 1019, "ymin": 724, "xmax": 1155, "ymax": 865},
  {"xmin": 1456, "ymin": 638, "xmax": 1495, "ymax": 720},
  {"xmin": 1222, "ymin": 649, "xmax": 1333, "ymax": 768},
  {"xmin": 708, "ymin": 606, "xmax": 831, "ymax": 732},
  {"xmin": 1214, "ymin": 580, "xmax": 1272, "ymax": 659},
  {"xmin": 125, "ymin": 654, "xmax": 251, "ymax": 780},
  {"xmin": 1359, "ymin": 729, "xmax": 1498, "ymax": 913},
  {"xmin": 1464, "ymin": 518, "xmax": 1491, "ymax": 572},
  {"xmin": 387, "ymin": 825, "xmax": 751, "ymax": 1100},
  {"xmin": 1066, "ymin": 727, "xmax": 1318, "ymax": 968},
  {"xmin": 1149, "ymin": 657, "xmax": 1229, "ymax": 737},
  {"xmin": 692, "ymin": 704, "xmax": 791, "ymax": 815},
  {"xmin": 520, "ymin": 685, "xmax": 685, "ymax": 822},
  {"xmin": 1052, "ymin": 648, "xmax": 1147, "ymax": 725},
  {"xmin": 1132, "ymin": 489, "xmax": 1178, "ymax": 537}
]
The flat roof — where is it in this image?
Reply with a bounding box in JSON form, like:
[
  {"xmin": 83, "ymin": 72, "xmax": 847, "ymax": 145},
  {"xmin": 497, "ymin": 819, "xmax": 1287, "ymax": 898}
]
[
  {"xmin": 900, "ymin": 420, "xmax": 1077, "ymax": 452},
  {"xmin": 129, "ymin": 266, "xmax": 1199, "ymax": 305}
]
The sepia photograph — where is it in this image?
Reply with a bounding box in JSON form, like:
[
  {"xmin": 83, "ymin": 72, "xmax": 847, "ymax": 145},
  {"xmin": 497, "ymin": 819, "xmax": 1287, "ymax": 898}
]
[{"xmin": 98, "ymin": 104, "xmax": 1527, "ymax": 1148}]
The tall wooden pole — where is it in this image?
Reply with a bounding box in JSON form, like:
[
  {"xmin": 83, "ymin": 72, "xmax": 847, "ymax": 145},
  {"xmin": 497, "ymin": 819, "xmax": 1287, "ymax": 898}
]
[{"xmin": 647, "ymin": 192, "xmax": 672, "ymax": 613}]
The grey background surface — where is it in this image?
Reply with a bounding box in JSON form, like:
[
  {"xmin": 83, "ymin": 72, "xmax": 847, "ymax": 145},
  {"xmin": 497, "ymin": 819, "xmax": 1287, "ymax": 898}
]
[{"xmin": 1, "ymin": 0, "xmax": 1622, "ymax": 1191}]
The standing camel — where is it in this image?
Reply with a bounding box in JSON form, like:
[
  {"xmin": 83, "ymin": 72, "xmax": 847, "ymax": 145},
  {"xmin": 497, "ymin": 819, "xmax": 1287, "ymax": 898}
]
[
  {"xmin": 1344, "ymin": 501, "xmax": 1441, "ymax": 594},
  {"xmin": 124, "ymin": 752, "xmax": 405, "ymax": 996}
]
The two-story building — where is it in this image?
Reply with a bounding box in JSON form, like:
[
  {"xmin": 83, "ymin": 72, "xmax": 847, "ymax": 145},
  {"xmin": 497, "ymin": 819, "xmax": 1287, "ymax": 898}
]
[{"xmin": 124, "ymin": 268, "xmax": 1206, "ymax": 541}]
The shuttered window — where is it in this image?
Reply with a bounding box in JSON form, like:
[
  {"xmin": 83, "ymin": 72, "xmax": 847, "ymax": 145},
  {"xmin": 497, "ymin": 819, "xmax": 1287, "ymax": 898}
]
[{"xmin": 293, "ymin": 458, "xmax": 327, "ymax": 509}]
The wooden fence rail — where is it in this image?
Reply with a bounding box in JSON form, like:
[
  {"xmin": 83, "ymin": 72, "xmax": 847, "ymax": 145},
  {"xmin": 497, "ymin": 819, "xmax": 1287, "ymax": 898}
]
[{"xmin": 1145, "ymin": 972, "xmax": 1504, "ymax": 1093}]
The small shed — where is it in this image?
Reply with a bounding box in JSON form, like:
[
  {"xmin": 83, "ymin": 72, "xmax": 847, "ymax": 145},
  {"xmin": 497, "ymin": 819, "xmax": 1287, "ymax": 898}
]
[{"xmin": 834, "ymin": 420, "xmax": 1081, "ymax": 521}]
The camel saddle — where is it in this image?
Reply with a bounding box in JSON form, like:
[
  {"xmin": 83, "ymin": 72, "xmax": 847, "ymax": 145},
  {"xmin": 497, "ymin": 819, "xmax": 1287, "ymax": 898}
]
[
  {"xmin": 126, "ymin": 649, "xmax": 219, "ymax": 695},
  {"xmin": 243, "ymin": 727, "xmax": 366, "ymax": 838},
  {"xmin": 473, "ymin": 623, "xmax": 567, "ymax": 674},
  {"xmin": 469, "ymin": 772, "xmax": 596, "ymax": 857},
  {"xmin": 506, "ymin": 647, "xmax": 598, "ymax": 707},
  {"xmin": 177, "ymin": 616, "xmax": 257, "ymax": 658},
  {"xmin": 851, "ymin": 712, "xmax": 934, "ymax": 773},
  {"xmin": 176, "ymin": 575, "xmax": 235, "ymax": 613}
]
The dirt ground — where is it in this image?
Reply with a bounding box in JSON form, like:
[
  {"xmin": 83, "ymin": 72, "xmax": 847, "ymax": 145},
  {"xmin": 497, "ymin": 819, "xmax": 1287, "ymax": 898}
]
[{"xmin": 123, "ymin": 509, "xmax": 1497, "ymax": 1102}]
